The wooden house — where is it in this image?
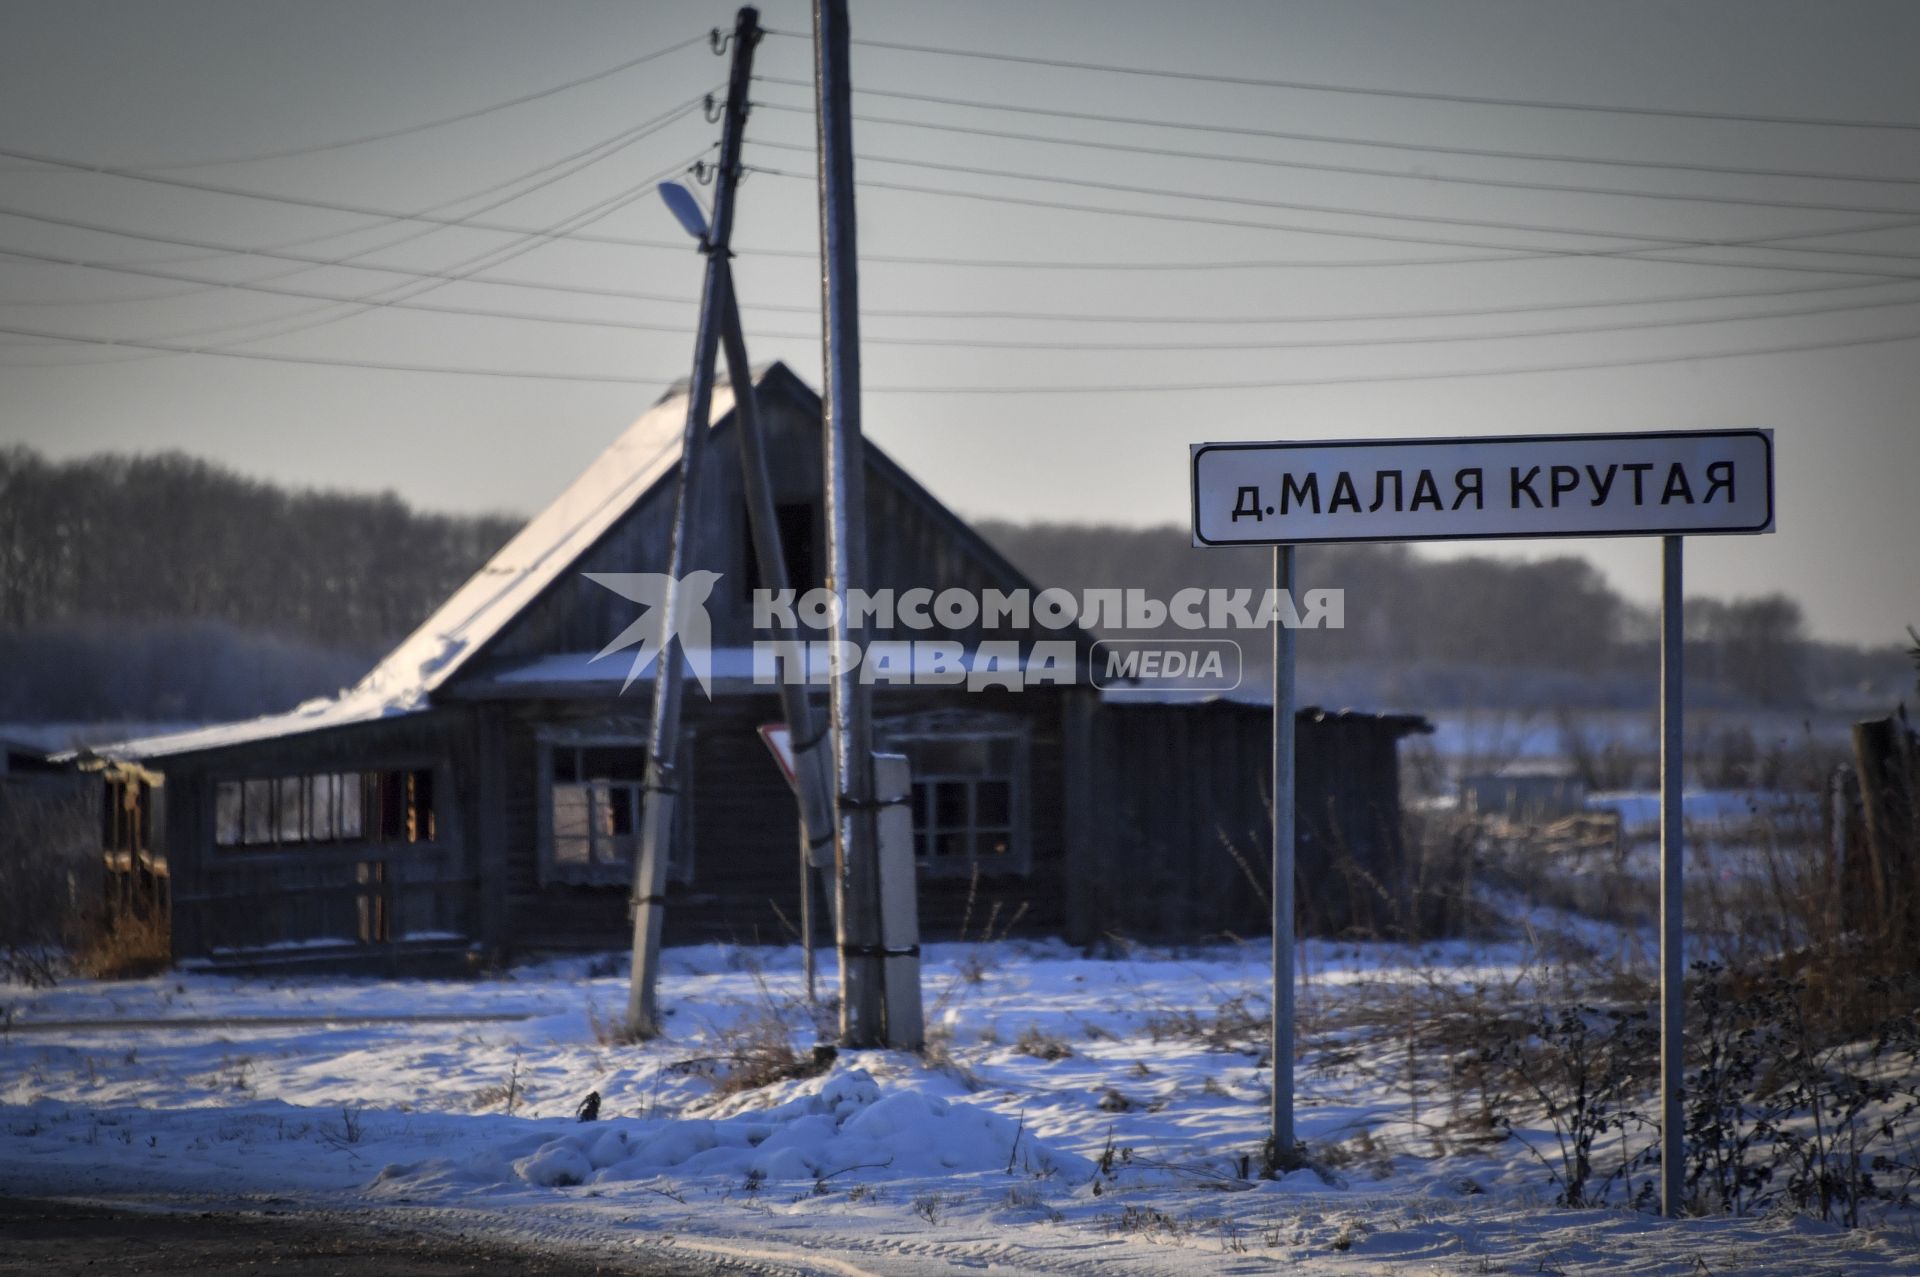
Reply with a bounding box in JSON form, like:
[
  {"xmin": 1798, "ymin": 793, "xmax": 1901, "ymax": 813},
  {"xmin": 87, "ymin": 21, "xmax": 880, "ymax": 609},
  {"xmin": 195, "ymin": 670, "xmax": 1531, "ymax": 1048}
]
[{"xmin": 97, "ymin": 365, "xmax": 1428, "ymax": 970}]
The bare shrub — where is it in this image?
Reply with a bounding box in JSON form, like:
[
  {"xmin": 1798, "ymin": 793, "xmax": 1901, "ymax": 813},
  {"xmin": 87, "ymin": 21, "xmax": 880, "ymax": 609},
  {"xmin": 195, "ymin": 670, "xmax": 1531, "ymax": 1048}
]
[
  {"xmin": 917, "ymin": 1025, "xmax": 981, "ymax": 1091},
  {"xmin": 674, "ymin": 1006, "xmax": 838, "ymax": 1097},
  {"xmin": 1684, "ymin": 964, "xmax": 1920, "ymax": 1227},
  {"xmin": 1144, "ymin": 994, "xmax": 1268, "ymax": 1055},
  {"xmin": 1480, "ymin": 1003, "xmax": 1659, "ymax": 1208},
  {"xmin": 70, "ymin": 908, "xmax": 170, "ymax": 980},
  {"xmin": 1398, "ymin": 808, "xmax": 1503, "ymax": 939},
  {"xmin": 1012, "ymin": 1023, "xmax": 1073, "ymax": 1062},
  {"xmin": 471, "ymin": 1058, "xmax": 528, "ymax": 1115},
  {"xmin": 586, "ymin": 996, "xmax": 650, "ymax": 1046},
  {"xmin": 0, "ymin": 779, "xmax": 96, "ymax": 984}
]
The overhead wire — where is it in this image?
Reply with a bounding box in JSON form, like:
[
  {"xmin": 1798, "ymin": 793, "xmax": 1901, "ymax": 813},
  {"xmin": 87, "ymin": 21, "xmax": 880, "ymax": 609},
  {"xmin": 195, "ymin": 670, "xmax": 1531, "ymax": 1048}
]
[
  {"xmin": 0, "ymin": 31, "xmax": 710, "ymax": 174},
  {"xmin": 745, "ymin": 140, "xmax": 1920, "ymax": 267},
  {"xmin": 748, "ymin": 98, "xmax": 1920, "ymax": 220},
  {"xmin": 858, "ymin": 326, "xmax": 1920, "ymax": 394},
  {"xmin": 0, "ymin": 317, "xmax": 675, "ymax": 383},
  {"xmin": 744, "ymin": 163, "xmax": 1920, "ymax": 283},
  {"xmin": 752, "ymin": 75, "xmax": 1920, "ymax": 190},
  {"xmin": 12, "ymin": 315, "xmax": 1920, "ymax": 391},
  {"xmin": 1, "ymin": 149, "xmax": 711, "ymax": 363},
  {"xmin": 0, "ymin": 91, "xmax": 716, "ymax": 307},
  {"xmin": 757, "ymin": 29, "xmax": 1920, "ymax": 131},
  {"xmin": 11, "ymin": 29, "xmax": 1920, "ymax": 387},
  {"xmin": 12, "ymin": 239, "xmax": 1920, "ymax": 352},
  {"xmin": 16, "ymin": 171, "xmax": 1920, "ymax": 325},
  {"xmin": 13, "ymin": 236, "xmax": 1915, "ymax": 326}
]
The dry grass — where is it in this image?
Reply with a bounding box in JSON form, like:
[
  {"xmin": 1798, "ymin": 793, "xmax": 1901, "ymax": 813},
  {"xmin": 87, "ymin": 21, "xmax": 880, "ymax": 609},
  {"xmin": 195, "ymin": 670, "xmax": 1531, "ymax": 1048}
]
[
  {"xmin": 674, "ymin": 1003, "xmax": 838, "ymax": 1098},
  {"xmin": 1012, "ymin": 1023, "xmax": 1074, "ymax": 1062},
  {"xmin": 585, "ymin": 996, "xmax": 652, "ymax": 1046},
  {"xmin": 70, "ymin": 908, "xmax": 170, "ymax": 980}
]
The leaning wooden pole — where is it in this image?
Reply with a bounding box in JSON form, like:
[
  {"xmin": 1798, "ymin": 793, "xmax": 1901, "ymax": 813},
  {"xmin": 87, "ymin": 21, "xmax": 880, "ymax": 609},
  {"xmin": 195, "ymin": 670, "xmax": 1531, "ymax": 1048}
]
[
  {"xmin": 715, "ymin": 262, "xmax": 838, "ymax": 995},
  {"xmin": 813, "ymin": 0, "xmax": 886, "ymax": 1046},
  {"xmin": 625, "ymin": 6, "xmax": 760, "ymax": 1036}
]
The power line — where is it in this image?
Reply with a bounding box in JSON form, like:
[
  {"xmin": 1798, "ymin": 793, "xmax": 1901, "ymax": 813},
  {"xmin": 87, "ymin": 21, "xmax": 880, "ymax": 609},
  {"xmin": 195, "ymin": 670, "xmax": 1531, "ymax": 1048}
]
[
  {"xmin": 16, "ymin": 239, "xmax": 1920, "ymax": 350},
  {"xmin": 747, "ymin": 141, "xmax": 1920, "ymax": 266},
  {"xmin": 30, "ymin": 102, "xmax": 1920, "ymax": 280},
  {"xmin": 754, "ymin": 75, "xmax": 1920, "ymax": 190},
  {"xmin": 264, "ymin": 263, "xmax": 1920, "ymax": 326},
  {"xmin": 2, "ymin": 152, "xmax": 710, "ymax": 360},
  {"xmin": 749, "ymin": 98, "xmax": 1920, "ymax": 220},
  {"xmin": 15, "ymin": 175, "xmax": 1920, "ymax": 299},
  {"xmin": 758, "ymin": 29, "xmax": 1920, "ymax": 131},
  {"xmin": 12, "ymin": 314, "xmax": 1919, "ymax": 391},
  {"xmin": 0, "ymin": 93, "xmax": 715, "ymax": 272},
  {"xmin": 0, "ymin": 243, "xmax": 719, "ymax": 339},
  {"xmin": 1, "ymin": 31, "xmax": 710, "ymax": 174},
  {"xmin": 858, "ymin": 326, "xmax": 1920, "ymax": 394},
  {"xmin": 0, "ymin": 318, "xmax": 674, "ymax": 382},
  {"xmin": 744, "ymin": 164, "xmax": 1920, "ymax": 284}
]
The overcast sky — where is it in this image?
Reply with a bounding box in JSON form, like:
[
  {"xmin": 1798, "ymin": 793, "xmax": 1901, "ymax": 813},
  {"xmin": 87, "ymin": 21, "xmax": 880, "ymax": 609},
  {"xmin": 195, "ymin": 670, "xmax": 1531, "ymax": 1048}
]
[{"xmin": 2, "ymin": 1, "xmax": 1916, "ymax": 644}]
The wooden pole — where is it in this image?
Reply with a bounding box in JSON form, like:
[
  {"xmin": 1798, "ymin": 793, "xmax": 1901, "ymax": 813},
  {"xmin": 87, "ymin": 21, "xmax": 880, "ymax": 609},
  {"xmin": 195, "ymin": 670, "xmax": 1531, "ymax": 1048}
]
[
  {"xmin": 714, "ymin": 263, "xmax": 833, "ymax": 1006},
  {"xmin": 625, "ymin": 6, "xmax": 760, "ymax": 1036},
  {"xmin": 814, "ymin": 0, "xmax": 886, "ymax": 1047}
]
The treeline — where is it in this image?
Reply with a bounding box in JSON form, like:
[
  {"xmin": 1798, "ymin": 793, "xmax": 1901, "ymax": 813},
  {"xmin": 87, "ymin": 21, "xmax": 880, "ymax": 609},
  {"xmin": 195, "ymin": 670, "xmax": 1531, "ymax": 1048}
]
[
  {"xmin": 0, "ymin": 448, "xmax": 518, "ymax": 650},
  {"xmin": 0, "ymin": 447, "xmax": 518, "ymax": 723},
  {"xmin": 976, "ymin": 520, "xmax": 1903, "ymax": 711},
  {"xmin": 0, "ymin": 448, "xmax": 1901, "ymax": 723}
]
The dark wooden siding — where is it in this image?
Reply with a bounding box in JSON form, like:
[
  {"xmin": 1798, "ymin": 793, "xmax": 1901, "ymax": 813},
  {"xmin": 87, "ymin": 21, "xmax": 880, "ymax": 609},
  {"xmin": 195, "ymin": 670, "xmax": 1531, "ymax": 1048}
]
[
  {"xmin": 1073, "ymin": 702, "xmax": 1423, "ymax": 942},
  {"xmin": 494, "ymin": 686, "xmax": 1071, "ymax": 951},
  {"xmin": 159, "ymin": 709, "xmax": 478, "ymax": 969}
]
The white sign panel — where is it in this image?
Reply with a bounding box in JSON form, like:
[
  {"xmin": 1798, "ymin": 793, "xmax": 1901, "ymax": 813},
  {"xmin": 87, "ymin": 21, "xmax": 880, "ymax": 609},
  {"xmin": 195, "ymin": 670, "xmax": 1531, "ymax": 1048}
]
[
  {"xmin": 757, "ymin": 722, "xmax": 798, "ymax": 792},
  {"xmin": 1192, "ymin": 429, "xmax": 1773, "ymax": 546}
]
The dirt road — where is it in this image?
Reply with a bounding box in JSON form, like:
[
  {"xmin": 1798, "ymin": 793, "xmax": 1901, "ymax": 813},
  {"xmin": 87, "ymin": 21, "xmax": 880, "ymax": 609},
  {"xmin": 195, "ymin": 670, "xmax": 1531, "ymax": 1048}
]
[{"xmin": 0, "ymin": 1197, "xmax": 718, "ymax": 1276}]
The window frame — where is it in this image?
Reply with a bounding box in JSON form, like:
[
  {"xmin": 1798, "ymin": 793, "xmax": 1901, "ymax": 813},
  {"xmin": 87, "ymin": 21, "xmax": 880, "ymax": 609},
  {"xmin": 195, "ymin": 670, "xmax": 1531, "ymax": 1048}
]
[
  {"xmin": 537, "ymin": 734, "xmax": 693, "ymax": 888},
  {"xmin": 890, "ymin": 728, "xmax": 1031, "ymax": 878},
  {"xmin": 211, "ymin": 765, "xmax": 437, "ymax": 853}
]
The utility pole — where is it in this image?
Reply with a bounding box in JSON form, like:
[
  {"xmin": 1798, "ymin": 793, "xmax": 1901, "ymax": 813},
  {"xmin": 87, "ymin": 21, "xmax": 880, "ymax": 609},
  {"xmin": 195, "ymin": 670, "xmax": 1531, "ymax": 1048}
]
[
  {"xmin": 626, "ymin": 6, "xmax": 760, "ymax": 1037},
  {"xmin": 714, "ymin": 265, "xmax": 838, "ymax": 998},
  {"xmin": 814, "ymin": 0, "xmax": 886, "ymax": 1046}
]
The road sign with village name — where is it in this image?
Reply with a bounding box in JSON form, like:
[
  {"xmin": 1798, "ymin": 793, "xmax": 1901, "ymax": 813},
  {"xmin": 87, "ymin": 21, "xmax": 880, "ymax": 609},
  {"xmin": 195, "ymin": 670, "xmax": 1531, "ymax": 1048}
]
[{"xmin": 1192, "ymin": 428, "xmax": 1773, "ymax": 546}]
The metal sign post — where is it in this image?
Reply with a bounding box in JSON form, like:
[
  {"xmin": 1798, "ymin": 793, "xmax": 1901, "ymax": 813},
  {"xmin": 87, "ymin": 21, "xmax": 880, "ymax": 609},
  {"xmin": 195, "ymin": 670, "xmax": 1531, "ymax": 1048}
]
[
  {"xmin": 1659, "ymin": 534, "xmax": 1684, "ymax": 1217},
  {"xmin": 1191, "ymin": 429, "xmax": 1773, "ymax": 1209},
  {"xmin": 1270, "ymin": 543, "xmax": 1297, "ymax": 1167}
]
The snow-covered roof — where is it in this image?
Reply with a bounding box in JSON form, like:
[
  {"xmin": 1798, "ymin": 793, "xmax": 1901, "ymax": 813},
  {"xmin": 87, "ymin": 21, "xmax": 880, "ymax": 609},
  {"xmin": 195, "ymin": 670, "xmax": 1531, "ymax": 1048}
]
[{"xmin": 99, "ymin": 376, "xmax": 745, "ymax": 761}]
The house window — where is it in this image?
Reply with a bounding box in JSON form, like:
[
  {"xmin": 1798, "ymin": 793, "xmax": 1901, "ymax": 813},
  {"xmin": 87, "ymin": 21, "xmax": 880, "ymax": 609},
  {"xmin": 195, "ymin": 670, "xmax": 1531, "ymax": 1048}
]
[
  {"xmin": 895, "ymin": 733, "xmax": 1027, "ymax": 876},
  {"xmin": 743, "ymin": 502, "xmax": 817, "ymax": 597},
  {"xmin": 544, "ymin": 742, "xmax": 691, "ymax": 885},
  {"xmin": 213, "ymin": 768, "xmax": 431, "ymax": 850}
]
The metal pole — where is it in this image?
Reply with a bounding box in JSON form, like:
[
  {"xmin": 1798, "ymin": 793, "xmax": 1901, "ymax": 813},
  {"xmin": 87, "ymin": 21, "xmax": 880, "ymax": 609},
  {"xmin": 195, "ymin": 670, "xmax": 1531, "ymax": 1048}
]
[
  {"xmin": 1660, "ymin": 534, "xmax": 1685, "ymax": 1215},
  {"xmin": 800, "ymin": 821, "xmax": 815, "ymax": 1002},
  {"xmin": 715, "ymin": 263, "xmax": 832, "ymax": 1006},
  {"xmin": 1271, "ymin": 544, "xmax": 1297, "ymax": 1167},
  {"xmin": 814, "ymin": 0, "xmax": 885, "ymax": 1047},
  {"xmin": 625, "ymin": 6, "xmax": 760, "ymax": 1036}
]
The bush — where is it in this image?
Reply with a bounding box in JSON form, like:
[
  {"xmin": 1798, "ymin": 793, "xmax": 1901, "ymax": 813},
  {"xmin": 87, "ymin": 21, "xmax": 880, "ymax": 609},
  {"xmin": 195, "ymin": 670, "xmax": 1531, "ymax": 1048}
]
[{"xmin": 0, "ymin": 778, "xmax": 97, "ymax": 985}]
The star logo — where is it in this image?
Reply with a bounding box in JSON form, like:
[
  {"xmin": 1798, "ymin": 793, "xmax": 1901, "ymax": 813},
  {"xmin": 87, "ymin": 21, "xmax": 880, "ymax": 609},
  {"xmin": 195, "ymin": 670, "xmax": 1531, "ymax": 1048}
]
[{"xmin": 583, "ymin": 570, "xmax": 723, "ymax": 696}]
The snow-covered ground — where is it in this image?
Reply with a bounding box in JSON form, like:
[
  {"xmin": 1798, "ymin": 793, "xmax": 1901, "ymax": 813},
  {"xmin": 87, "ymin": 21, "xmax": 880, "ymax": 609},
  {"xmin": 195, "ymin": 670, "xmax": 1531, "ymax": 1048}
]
[{"xmin": 5, "ymin": 932, "xmax": 1917, "ymax": 1276}]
